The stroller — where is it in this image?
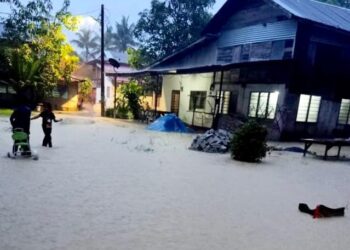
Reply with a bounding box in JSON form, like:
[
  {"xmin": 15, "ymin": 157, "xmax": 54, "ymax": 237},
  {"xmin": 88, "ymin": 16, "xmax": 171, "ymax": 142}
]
[{"xmin": 8, "ymin": 128, "xmax": 38, "ymax": 160}]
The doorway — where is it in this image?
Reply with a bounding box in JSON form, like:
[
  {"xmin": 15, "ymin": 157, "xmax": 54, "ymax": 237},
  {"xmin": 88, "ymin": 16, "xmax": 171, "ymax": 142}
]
[{"xmin": 171, "ymin": 90, "xmax": 180, "ymax": 116}]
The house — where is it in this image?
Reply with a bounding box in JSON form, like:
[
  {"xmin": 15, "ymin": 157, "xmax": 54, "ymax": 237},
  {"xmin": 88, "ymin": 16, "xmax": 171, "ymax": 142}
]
[
  {"xmin": 126, "ymin": 0, "xmax": 350, "ymax": 140},
  {"xmin": 45, "ymin": 81, "xmax": 80, "ymax": 111},
  {"xmin": 73, "ymin": 59, "xmax": 133, "ymax": 113}
]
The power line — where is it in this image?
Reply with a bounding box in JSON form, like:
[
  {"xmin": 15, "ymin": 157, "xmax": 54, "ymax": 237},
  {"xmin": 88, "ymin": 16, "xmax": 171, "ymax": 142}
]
[{"xmin": 73, "ymin": 9, "xmax": 100, "ymax": 16}]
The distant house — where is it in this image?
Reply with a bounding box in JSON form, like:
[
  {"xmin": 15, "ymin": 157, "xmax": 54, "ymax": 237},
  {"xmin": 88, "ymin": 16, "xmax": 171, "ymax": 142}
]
[
  {"xmin": 125, "ymin": 0, "xmax": 350, "ymax": 140},
  {"xmin": 73, "ymin": 59, "xmax": 133, "ymax": 113}
]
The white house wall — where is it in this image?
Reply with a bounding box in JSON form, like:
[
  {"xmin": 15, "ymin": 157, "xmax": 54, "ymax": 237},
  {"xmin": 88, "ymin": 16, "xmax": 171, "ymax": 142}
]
[
  {"xmin": 95, "ymin": 75, "xmax": 115, "ymax": 109},
  {"xmin": 162, "ymin": 73, "xmax": 214, "ymax": 127}
]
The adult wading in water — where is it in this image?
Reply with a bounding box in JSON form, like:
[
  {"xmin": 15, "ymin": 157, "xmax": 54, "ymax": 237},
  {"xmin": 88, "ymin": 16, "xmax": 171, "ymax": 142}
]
[{"xmin": 31, "ymin": 103, "xmax": 62, "ymax": 147}]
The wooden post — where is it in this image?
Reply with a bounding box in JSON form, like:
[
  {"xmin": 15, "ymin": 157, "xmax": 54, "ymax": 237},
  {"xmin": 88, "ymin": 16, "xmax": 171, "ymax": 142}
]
[
  {"xmin": 100, "ymin": 4, "xmax": 105, "ymax": 116},
  {"xmin": 113, "ymin": 74, "xmax": 117, "ymax": 118}
]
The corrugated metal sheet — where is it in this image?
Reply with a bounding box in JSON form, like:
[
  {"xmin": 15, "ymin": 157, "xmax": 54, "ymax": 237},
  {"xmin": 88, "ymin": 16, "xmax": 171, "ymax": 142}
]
[
  {"xmin": 218, "ymin": 20, "xmax": 297, "ymax": 48},
  {"xmin": 272, "ymin": 0, "xmax": 350, "ymax": 32}
]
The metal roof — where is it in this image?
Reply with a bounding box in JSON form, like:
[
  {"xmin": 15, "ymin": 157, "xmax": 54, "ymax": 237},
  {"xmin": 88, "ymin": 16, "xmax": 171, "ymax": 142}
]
[
  {"xmin": 205, "ymin": 0, "xmax": 350, "ymax": 34},
  {"xmin": 272, "ymin": 0, "xmax": 350, "ymax": 33}
]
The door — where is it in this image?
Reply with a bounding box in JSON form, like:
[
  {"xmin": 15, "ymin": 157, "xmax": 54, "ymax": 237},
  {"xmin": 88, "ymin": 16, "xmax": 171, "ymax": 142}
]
[{"xmin": 171, "ymin": 90, "xmax": 180, "ymax": 116}]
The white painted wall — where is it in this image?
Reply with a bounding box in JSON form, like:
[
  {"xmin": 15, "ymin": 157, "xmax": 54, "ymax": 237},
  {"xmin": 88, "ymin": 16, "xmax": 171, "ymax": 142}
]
[
  {"xmin": 95, "ymin": 76, "xmax": 115, "ymax": 109},
  {"xmin": 162, "ymin": 73, "xmax": 214, "ymax": 127}
]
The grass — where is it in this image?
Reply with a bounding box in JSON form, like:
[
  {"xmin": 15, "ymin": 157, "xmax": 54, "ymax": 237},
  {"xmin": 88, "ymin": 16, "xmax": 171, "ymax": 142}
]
[{"xmin": 0, "ymin": 109, "xmax": 13, "ymax": 117}]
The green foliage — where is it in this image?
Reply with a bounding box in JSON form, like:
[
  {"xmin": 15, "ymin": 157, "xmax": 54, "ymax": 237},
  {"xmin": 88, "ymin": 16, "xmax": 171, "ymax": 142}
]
[
  {"xmin": 230, "ymin": 120, "xmax": 268, "ymax": 163},
  {"xmin": 79, "ymin": 78, "xmax": 93, "ymax": 98},
  {"xmin": 127, "ymin": 47, "xmax": 148, "ymax": 69},
  {"xmin": 0, "ymin": 109, "xmax": 13, "ymax": 117},
  {"xmin": 134, "ymin": 0, "xmax": 214, "ymax": 64},
  {"xmin": 106, "ymin": 107, "xmax": 131, "ymax": 119},
  {"xmin": 3, "ymin": 0, "xmax": 79, "ymax": 43},
  {"xmin": 117, "ymin": 81, "xmax": 143, "ymax": 119},
  {"xmin": 1, "ymin": 0, "xmax": 80, "ymax": 101}
]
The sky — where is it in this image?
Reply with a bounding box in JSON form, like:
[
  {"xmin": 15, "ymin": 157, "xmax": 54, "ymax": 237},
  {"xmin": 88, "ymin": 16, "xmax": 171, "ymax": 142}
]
[
  {"xmin": 68, "ymin": 0, "xmax": 227, "ymax": 26},
  {"xmin": 0, "ymin": 0, "xmax": 227, "ymax": 60},
  {"xmin": 1, "ymin": 0, "xmax": 227, "ymax": 32}
]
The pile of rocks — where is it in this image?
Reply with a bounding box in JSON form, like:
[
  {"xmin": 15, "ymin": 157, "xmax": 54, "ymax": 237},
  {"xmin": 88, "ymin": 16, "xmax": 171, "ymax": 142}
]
[{"xmin": 190, "ymin": 129, "xmax": 233, "ymax": 153}]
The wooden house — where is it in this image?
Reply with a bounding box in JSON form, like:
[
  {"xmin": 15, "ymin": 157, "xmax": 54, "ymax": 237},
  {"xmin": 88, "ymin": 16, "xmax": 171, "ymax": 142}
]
[{"xmin": 126, "ymin": 0, "xmax": 350, "ymax": 140}]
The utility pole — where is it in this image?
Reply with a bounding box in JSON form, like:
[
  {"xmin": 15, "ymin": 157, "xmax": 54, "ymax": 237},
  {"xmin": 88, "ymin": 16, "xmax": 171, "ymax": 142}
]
[{"xmin": 100, "ymin": 4, "xmax": 105, "ymax": 116}]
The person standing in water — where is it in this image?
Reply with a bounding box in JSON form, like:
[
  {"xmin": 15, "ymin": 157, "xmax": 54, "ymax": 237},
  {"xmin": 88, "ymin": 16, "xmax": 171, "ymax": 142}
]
[{"xmin": 31, "ymin": 102, "xmax": 62, "ymax": 147}]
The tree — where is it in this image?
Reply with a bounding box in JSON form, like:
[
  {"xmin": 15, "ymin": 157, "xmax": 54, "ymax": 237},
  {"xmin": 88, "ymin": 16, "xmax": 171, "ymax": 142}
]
[
  {"xmin": 134, "ymin": 0, "xmax": 214, "ymax": 64},
  {"xmin": 127, "ymin": 47, "xmax": 147, "ymax": 69},
  {"xmin": 318, "ymin": 0, "xmax": 350, "ymax": 8},
  {"xmin": 114, "ymin": 16, "xmax": 137, "ymax": 52},
  {"xmin": 3, "ymin": 0, "xmax": 75, "ymax": 44},
  {"xmin": 1, "ymin": 0, "xmax": 80, "ymax": 100},
  {"xmin": 87, "ymin": 16, "xmax": 136, "ymax": 60},
  {"xmin": 118, "ymin": 81, "xmax": 143, "ymax": 119},
  {"xmin": 71, "ymin": 29, "xmax": 99, "ymax": 62}
]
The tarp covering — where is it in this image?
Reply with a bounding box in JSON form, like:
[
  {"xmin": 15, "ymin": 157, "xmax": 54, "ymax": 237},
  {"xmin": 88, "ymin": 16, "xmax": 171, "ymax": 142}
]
[{"xmin": 147, "ymin": 114, "xmax": 191, "ymax": 133}]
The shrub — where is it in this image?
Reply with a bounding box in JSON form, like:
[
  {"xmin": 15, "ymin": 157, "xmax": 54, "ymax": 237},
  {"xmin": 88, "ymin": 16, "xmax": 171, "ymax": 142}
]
[
  {"xmin": 230, "ymin": 120, "xmax": 268, "ymax": 162},
  {"xmin": 118, "ymin": 81, "xmax": 143, "ymax": 120},
  {"xmin": 105, "ymin": 107, "xmax": 130, "ymax": 119}
]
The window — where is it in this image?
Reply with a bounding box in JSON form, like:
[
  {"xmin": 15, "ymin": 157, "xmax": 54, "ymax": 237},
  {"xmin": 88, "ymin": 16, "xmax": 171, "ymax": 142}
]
[
  {"xmin": 0, "ymin": 84, "xmax": 6, "ymax": 93},
  {"xmin": 189, "ymin": 91, "xmax": 206, "ymax": 111},
  {"xmin": 338, "ymin": 99, "xmax": 350, "ymax": 125},
  {"xmin": 296, "ymin": 94, "xmax": 321, "ymax": 123},
  {"xmin": 51, "ymin": 85, "xmax": 68, "ymax": 99},
  {"xmin": 241, "ymin": 44, "xmax": 250, "ymax": 61},
  {"xmin": 248, "ymin": 91, "xmax": 279, "ymax": 119},
  {"xmin": 217, "ymin": 91, "xmax": 231, "ymax": 114},
  {"xmin": 106, "ymin": 86, "xmax": 110, "ymax": 98}
]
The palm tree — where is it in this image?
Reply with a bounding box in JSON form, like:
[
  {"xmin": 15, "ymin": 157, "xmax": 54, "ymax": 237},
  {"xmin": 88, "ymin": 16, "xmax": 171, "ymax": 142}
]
[
  {"xmin": 71, "ymin": 29, "xmax": 99, "ymax": 62},
  {"xmin": 114, "ymin": 16, "xmax": 137, "ymax": 52},
  {"xmin": 90, "ymin": 26, "xmax": 117, "ymax": 59}
]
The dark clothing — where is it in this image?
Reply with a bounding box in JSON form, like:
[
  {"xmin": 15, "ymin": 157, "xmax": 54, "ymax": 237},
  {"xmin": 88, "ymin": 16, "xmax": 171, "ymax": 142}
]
[
  {"xmin": 39, "ymin": 110, "xmax": 56, "ymax": 147},
  {"xmin": 10, "ymin": 105, "xmax": 31, "ymax": 134},
  {"xmin": 42, "ymin": 126, "xmax": 52, "ymax": 147},
  {"xmin": 39, "ymin": 110, "xmax": 56, "ymax": 129}
]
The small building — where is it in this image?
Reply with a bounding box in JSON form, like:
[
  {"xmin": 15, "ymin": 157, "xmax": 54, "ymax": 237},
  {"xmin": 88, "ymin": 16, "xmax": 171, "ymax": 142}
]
[
  {"xmin": 130, "ymin": 0, "xmax": 350, "ymax": 140},
  {"xmin": 45, "ymin": 81, "xmax": 80, "ymax": 112},
  {"xmin": 73, "ymin": 59, "xmax": 132, "ymax": 113}
]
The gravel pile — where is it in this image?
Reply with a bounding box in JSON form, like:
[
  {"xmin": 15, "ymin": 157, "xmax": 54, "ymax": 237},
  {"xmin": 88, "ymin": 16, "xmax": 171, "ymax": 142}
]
[{"xmin": 190, "ymin": 129, "xmax": 233, "ymax": 153}]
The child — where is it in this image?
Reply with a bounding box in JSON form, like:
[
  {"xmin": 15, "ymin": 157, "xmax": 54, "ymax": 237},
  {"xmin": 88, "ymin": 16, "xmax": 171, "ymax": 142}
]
[{"xmin": 31, "ymin": 102, "xmax": 62, "ymax": 147}]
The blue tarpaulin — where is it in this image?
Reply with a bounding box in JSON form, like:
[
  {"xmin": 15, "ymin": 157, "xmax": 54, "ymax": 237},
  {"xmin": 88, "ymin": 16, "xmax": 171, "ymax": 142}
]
[{"xmin": 147, "ymin": 114, "xmax": 191, "ymax": 133}]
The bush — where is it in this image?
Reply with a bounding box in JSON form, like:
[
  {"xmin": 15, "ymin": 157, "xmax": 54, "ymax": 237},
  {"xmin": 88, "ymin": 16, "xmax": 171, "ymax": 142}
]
[
  {"xmin": 230, "ymin": 120, "xmax": 268, "ymax": 162},
  {"xmin": 106, "ymin": 107, "xmax": 130, "ymax": 119}
]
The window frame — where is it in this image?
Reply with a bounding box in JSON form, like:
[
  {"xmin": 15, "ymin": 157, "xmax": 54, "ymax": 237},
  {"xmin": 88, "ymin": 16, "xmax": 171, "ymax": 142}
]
[
  {"xmin": 296, "ymin": 94, "xmax": 321, "ymax": 123},
  {"xmin": 189, "ymin": 91, "xmax": 207, "ymax": 111},
  {"xmin": 216, "ymin": 91, "xmax": 231, "ymax": 114},
  {"xmin": 337, "ymin": 98, "xmax": 350, "ymax": 125},
  {"xmin": 248, "ymin": 91, "xmax": 279, "ymax": 119}
]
